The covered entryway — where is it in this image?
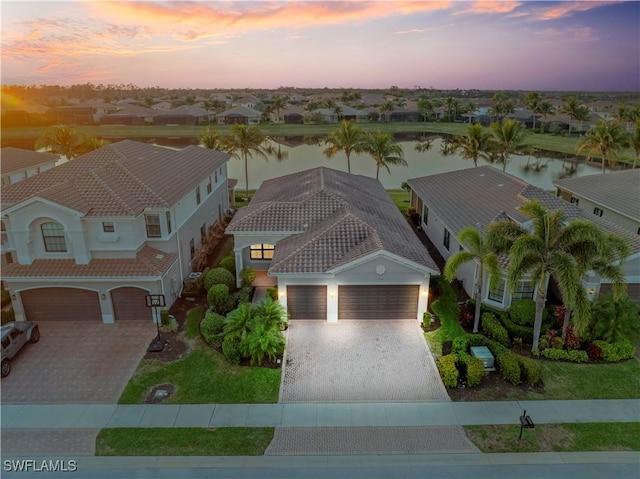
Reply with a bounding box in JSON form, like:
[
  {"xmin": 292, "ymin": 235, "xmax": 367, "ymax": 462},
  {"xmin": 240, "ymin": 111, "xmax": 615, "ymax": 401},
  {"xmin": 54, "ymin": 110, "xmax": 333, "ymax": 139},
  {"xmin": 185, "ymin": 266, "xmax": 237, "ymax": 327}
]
[
  {"xmin": 21, "ymin": 288, "xmax": 101, "ymax": 322},
  {"xmin": 111, "ymin": 287, "xmax": 153, "ymax": 321},
  {"xmin": 287, "ymin": 285, "xmax": 327, "ymax": 320},
  {"xmin": 338, "ymin": 285, "xmax": 419, "ymax": 320}
]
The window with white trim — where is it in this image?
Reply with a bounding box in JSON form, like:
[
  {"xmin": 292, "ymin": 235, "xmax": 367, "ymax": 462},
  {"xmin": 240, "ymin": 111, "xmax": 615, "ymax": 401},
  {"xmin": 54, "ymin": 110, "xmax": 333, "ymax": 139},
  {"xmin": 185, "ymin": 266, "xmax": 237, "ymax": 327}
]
[
  {"xmin": 487, "ymin": 278, "xmax": 506, "ymax": 303},
  {"xmin": 41, "ymin": 222, "xmax": 67, "ymax": 252},
  {"xmin": 593, "ymin": 207, "xmax": 603, "ymax": 217},
  {"xmin": 102, "ymin": 222, "xmax": 115, "ymax": 233},
  {"xmin": 570, "ymin": 197, "xmax": 579, "ymax": 205},
  {"xmin": 443, "ymin": 229, "xmax": 451, "ymax": 251},
  {"xmin": 145, "ymin": 214, "xmax": 161, "ymax": 238},
  {"xmin": 250, "ymin": 243, "xmax": 275, "ymax": 260}
]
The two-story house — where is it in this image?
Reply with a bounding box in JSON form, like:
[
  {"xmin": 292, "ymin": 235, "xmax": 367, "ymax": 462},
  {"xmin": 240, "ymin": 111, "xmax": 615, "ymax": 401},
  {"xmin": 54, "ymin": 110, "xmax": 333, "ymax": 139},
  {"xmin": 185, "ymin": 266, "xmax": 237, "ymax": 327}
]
[
  {"xmin": 554, "ymin": 169, "xmax": 640, "ymax": 235},
  {"xmin": 1, "ymin": 140, "xmax": 231, "ymax": 323},
  {"xmin": 407, "ymin": 166, "xmax": 640, "ymax": 308}
]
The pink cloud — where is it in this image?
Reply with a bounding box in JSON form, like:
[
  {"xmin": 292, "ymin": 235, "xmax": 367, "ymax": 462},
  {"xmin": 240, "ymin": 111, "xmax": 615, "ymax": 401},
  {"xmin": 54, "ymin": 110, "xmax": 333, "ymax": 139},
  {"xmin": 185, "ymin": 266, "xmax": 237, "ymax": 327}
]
[
  {"xmin": 454, "ymin": 1, "xmax": 522, "ymax": 15},
  {"xmin": 532, "ymin": 1, "xmax": 620, "ymax": 21}
]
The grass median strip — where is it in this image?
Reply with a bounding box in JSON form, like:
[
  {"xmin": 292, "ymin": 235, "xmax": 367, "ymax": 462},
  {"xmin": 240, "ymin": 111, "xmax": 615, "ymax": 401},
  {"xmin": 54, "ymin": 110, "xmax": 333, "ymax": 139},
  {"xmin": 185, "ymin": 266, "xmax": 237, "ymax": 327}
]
[
  {"xmin": 95, "ymin": 428, "xmax": 274, "ymax": 456},
  {"xmin": 465, "ymin": 423, "xmax": 640, "ymax": 453}
]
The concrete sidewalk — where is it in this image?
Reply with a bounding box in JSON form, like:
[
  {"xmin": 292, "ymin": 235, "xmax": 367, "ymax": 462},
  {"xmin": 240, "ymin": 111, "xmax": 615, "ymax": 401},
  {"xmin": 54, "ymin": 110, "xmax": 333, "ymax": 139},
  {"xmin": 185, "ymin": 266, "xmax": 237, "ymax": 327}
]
[{"xmin": 2, "ymin": 399, "xmax": 638, "ymax": 430}]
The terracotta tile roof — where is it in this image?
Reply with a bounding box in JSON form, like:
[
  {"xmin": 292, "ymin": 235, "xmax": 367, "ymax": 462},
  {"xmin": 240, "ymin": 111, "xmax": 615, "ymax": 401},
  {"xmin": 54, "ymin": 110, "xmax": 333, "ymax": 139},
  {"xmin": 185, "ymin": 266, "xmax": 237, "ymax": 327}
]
[
  {"xmin": 1, "ymin": 140, "xmax": 230, "ymax": 217},
  {"xmin": 1, "ymin": 246, "xmax": 177, "ymax": 279},
  {"xmin": 1, "ymin": 148, "xmax": 59, "ymax": 175},
  {"xmin": 554, "ymin": 169, "xmax": 640, "ymax": 222},
  {"xmin": 408, "ymin": 165, "xmax": 640, "ymax": 254},
  {"xmin": 227, "ymin": 167, "xmax": 438, "ymax": 273}
]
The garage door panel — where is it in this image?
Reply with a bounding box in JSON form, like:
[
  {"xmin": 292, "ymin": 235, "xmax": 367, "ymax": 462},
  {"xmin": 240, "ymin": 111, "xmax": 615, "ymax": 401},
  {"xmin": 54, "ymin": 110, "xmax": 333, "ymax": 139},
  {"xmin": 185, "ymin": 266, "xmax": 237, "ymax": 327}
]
[
  {"xmin": 22, "ymin": 288, "xmax": 101, "ymax": 321},
  {"xmin": 111, "ymin": 287, "xmax": 152, "ymax": 321},
  {"xmin": 338, "ymin": 285, "xmax": 419, "ymax": 320},
  {"xmin": 287, "ymin": 286, "xmax": 327, "ymax": 320}
]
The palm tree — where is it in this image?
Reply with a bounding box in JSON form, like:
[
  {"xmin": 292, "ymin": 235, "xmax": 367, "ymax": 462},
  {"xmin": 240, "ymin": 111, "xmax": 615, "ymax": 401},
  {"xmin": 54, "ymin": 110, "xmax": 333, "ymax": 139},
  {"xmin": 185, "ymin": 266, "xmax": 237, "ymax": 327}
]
[
  {"xmin": 444, "ymin": 97, "xmax": 460, "ymax": 122},
  {"xmin": 464, "ymin": 101, "xmax": 477, "ymax": 123},
  {"xmin": 537, "ymin": 101, "xmax": 555, "ymax": 133},
  {"xmin": 361, "ymin": 130, "xmax": 406, "ymax": 179},
  {"xmin": 576, "ymin": 120, "xmax": 629, "ymax": 173},
  {"xmin": 224, "ymin": 124, "xmax": 269, "ymax": 200},
  {"xmin": 379, "ymin": 100, "xmax": 395, "ymax": 123},
  {"xmin": 199, "ymin": 128, "xmax": 228, "ymax": 151},
  {"xmin": 271, "ymin": 95, "xmax": 288, "ymax": 124},
  {"xmin": 560, "ymin": 96, "xmax": 590, "ymax": 135},
  {"xmin": 490, "ymin": 119, "xmax": 528, "ymax": 172},
  {"xmin": 523, "ymin": 92, "xmax": 541, "ymax": 131},
  {"xmin": 36, "ymin": 125, "xmax": 86, "ymax": 160},
  {"xmin": 444, "ymin": 227, "xmax": 501, "ymax": 333},
  {"xmin": 78, "ymin": 137, "xmax": 109, "ymax": 155},
  {"xmin": 453, "ymin": 123, "xmax": 495, "ymax": 167},
  {"xmin": 629, "ymin": 120, "xmax": 640, "ymax": 169},
  {"xmin": 486, "ymin": 201, "xmax": 616, "ymax": 350},
  {"xmin": 323, "ymin": 120, "xmax": 365, "ymax": 174},
  {"xmin": 417, "ymin": 98, "xmax": 434, "ymax": 122}
]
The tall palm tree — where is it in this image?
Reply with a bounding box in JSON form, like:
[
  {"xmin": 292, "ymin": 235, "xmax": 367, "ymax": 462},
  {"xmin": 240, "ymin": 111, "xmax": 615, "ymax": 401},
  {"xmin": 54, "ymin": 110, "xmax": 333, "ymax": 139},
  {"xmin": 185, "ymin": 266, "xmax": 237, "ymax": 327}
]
[
  {"xmin": 491, "ymin": 118, "xmax": 528, "ymax": 172},
  {"xmin": 271, "ymin": 95, "xmax": 288, "ymax": 124},
  {"xmin": 523, "ymin": 92, "xmax": 541, "ymax": 131},
  {"xmin": 379, "ymin": 100, "xmax": 395, "ymax": 123},
  {"xmin": 486, "ymin": 201, "xmax": 618, "ymax": 350},
  {"xmin": 36, "ymin": 125, "xmax": 86, "ymax": 160},
  {"xmin": 576, "ymin": 120, "xmax": 629, "ymax": 173},
  {"xmin": 323, "ymin": 120, "xmax": 365, "ymax": 174},
  {"xmin": 560, "ymin": 96, "xmax": 590, "ymax": 135},
  {"xmin": 537, "ymin": 101, "xmax": 555, "ymax": 133},
  {"xmin": 453, "ymin": 123, "xmax": 495, "ymax": 167},
  {"xmin": 444, "ymin": 227, "xmax": 500, "ymax": 333},
  {"xmin": 417, "ymin": 98, "xmax": 434, "ymax": 122},
  {"xmin": 464, "ymin": 101, "xmax": 477, "ymax": 123},
  {"xmin": 224, "ymin": 124, "xmax": 269, "ymax": 200},
  {"xmin": 361, "ymin": 130, "xmax": 406, "ymax": 179},
  {"xmin": 78, "ymin": 137, "xmax": 109, "ymax": 155},
  {"xmin": 628, "ymin": 120, "xmax": 640, "ymax": 169}
]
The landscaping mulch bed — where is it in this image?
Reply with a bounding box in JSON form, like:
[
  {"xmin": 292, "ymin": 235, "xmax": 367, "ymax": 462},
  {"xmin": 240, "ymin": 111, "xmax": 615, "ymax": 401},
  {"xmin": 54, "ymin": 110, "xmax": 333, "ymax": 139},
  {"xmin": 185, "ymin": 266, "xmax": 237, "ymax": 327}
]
[
  {"xmin": 143, "ymin": 335, "xmax": 191, "ymax": 362},
  {"xmin": 447, "ymin": 372, "xmax": 545, "ymax": 401},
  {"xmin": 144, "ymin": 383, "xmax": 177, "ymax": 404}
]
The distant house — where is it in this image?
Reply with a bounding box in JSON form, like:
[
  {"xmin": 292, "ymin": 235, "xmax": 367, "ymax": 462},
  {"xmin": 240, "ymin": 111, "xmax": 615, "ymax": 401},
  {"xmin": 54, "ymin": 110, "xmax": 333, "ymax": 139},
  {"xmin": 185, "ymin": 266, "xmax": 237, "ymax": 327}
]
[
  {"xmin": 232, "ymin": 95, "xmax": 261, "ymax": 110},
  {"xmin": 216, "ymin": 105, "xmax": 262, "ymax": 125},
  {"xmin": 226, "ymin": 167, "xmax": 438, "ymax": 322},
  {"xmin": 311, "ymin": 105, "xmax": 369, "ymax": 123},
  {"xmin": 407, "ymin": 166, "xmax": 640, "ymax": 306},
  {"xmin": 1, "ymin": 140, "xmax": 232, "ymax": 323},
  {"xmin": 99, "ymin": 105, "xmax": 160, "ymax": 126},
  {"xmin": 278, "ymin": 105, "xmax": 307, "ymax": 124},
  {"xmin": 47, "ymin": 106, "xmax": 96, "ymax": 125},
  {"xmin": 153, "ymin": 105, "xmax": 213, "ymax": 126},
  {"xmin": 554, "ymin": 169, "xmax": 640, "ymax": 235}
]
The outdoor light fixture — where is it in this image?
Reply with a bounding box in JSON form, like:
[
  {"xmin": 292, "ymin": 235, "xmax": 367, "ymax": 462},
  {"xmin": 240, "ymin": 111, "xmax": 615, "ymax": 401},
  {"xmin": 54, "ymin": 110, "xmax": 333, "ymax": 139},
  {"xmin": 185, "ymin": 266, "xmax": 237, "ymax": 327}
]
[
  {"xmin": 587, "ymin": 288, "xmax": 596, "ymax": 295},
  {"xmin": 101, "ymin": 293, "xmax": 106, "ymax": 300},
  {"xmin": 11, "ymin": 294, "xmax": 16, "ymax": 300}
]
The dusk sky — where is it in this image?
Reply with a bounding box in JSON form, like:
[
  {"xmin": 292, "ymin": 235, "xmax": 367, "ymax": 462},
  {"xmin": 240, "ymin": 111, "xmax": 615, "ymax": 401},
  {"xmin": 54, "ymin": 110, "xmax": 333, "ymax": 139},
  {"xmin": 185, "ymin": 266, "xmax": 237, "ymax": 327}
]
[{"xmin": 2, "ymin": 1, "xmax": 639, "ymax": 91}]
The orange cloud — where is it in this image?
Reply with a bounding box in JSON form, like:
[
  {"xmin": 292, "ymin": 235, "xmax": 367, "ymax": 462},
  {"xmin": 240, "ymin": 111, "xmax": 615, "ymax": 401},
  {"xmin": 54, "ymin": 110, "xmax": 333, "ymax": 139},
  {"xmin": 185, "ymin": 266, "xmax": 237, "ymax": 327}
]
[
  {"xmin": 533, "ymin": 1, "xmax": 619, "ymax": 21},
  {"xmin": 454, "ymin": 1, "xmax": 522, "ymax": 15}
]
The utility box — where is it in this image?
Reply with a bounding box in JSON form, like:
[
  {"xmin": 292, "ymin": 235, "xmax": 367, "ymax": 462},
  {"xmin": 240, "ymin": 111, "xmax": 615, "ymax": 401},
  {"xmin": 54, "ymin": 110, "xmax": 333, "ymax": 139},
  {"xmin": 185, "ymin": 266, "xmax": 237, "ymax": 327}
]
[{"xmin": 470, "ymin": 346, "xmax": 496, "ymax": 371}]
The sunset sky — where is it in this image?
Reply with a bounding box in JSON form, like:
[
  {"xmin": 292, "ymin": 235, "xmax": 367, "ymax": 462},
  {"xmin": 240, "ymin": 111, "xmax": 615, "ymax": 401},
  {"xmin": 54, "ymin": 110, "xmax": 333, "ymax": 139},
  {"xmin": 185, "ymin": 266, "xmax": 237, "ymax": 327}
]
[{"xmin": 2, "ymin": 1, "xmax": 639, "ymax": 91}]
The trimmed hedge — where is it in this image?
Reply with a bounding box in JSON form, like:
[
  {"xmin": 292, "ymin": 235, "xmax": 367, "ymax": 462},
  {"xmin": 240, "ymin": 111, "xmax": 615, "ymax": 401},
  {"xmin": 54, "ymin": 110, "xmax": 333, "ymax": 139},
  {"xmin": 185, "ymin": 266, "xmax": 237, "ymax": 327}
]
[
  {"xmin": 266, "ymin": 286, "xmax": 278, "ymax": 301},
  {"xmin": 205, "ymin": 268, "xmax": 236, "ymax": 291},
  {"xmin": 509, "ymin": 299, "xmax": 536, "ymax": 326},
  {"xmin": 498, "ymin": 313, "xmax": 534, "ymax": 344},
  {"xmin": 458, "ymin": 352, "xmax": 485, "ymax": 387},
  {"xmin": 222, "ymin": 338, "xmax": 242, "ymax": 364},
  {"xmin": 218, "ymin": 256, "xmax": 236, "ymax": 275},
  {"xmin": 201, "ymin": 310, "xmax": 226, "ymax": 345},
  {"xmin": 540, "ymin": 348, "xmax": 589, "ymax": 363},
  {"xmin": 240, "ymin": 267, "xmax": 257, "ymax": 288},
  {"xmin": 519, "ymin": 356, "xmax": 543, "ymax": 385},
  {"xmin": 480, "ymin": 313, "xmax": 510, "ymax": 346},
  {"xmin": 437, "ymin": 354, "xmax": 459, "ymax": 388},
  {"xmin": 234, "ymin": 286, "xmax": 254, "ymax": 305},
  {"xmin": 592, "ymin": 339, "xmax": 636, "ymax": 362},
  {"xmin": 496, "ymin": 352, "xmax": 521, "ymax": 385},
  {"xmin": 207, "ymin": 284, "xmax": 236, "ymax": 315}
]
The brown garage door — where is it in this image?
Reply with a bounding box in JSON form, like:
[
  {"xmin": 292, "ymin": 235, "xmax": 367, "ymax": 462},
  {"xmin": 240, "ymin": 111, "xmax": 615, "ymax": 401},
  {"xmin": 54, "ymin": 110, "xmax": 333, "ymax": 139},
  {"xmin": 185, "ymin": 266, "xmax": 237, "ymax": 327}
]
[
  {"xmin": 287, "ymin": 286, "xmax": 327, "ymax": 320},
  {"xmin": 338, "ymin": 285, "xmax": 419, "ymax": 320},
  {"xmin": 21, "ymin": 288, "xmax": 101, "ymax": 321},
  {"xmin": 111, "ymin": 287, "xmax": 152, "ymax": 321}
]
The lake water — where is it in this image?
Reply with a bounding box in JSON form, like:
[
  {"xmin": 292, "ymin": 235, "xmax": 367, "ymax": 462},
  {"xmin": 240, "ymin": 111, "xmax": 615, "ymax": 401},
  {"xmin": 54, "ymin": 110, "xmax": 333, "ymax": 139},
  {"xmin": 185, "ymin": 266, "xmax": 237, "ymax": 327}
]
[{"xmin": 226, "ymin": 137, "xmax": 600, "ymax": 191}]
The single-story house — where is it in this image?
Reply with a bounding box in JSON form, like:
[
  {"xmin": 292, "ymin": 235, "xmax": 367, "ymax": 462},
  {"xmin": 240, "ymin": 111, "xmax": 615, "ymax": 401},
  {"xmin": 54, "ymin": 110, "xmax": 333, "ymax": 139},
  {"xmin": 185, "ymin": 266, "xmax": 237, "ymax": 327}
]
[
  {"xmin": 216, "ymin": 105, "xmax": 262, "ymax": 125},
  {"xmin": 153, "ymin": 105, "xmax": 213, "ymax": 126},
  {"xmin": 407, "ymin": 166, "xmax": 640, "ymax": 307},
  {"xmin": 226, "ymin": 167, "xmax": 439, "ymax": 322}
]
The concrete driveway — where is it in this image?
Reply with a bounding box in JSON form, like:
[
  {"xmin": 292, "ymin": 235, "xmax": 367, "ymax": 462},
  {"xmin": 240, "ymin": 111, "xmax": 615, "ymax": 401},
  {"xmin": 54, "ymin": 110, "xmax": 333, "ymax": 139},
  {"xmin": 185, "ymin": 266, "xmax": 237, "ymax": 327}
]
[
  {"xmin": 1, "ymin": 321, "xmax": 156, "ymax": 404},
  {"xmin": 280, "ymin": 320, "xmax": 450, "ymax": 403}
]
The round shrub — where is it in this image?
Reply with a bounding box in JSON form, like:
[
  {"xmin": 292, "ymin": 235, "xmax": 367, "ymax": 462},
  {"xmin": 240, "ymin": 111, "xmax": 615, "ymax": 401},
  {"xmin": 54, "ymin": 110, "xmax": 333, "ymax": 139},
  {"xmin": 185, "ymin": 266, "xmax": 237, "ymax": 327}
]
[
  {"xmin": 200, "ymin": 310, "xmax": 226, "ymax": 345},
  {"xmin": 593, "ymin": 339, "xmax": 636, "ymax": 362},
  {"xmin": 222, "ymin": 338, "xmax": 242, "ymax": 364},
  {"xmin": 205, "ymin": 267, "xmax": 236, "ymax": 291},
  {"xmin": 218, "ymin": 256, "xmax": 236, "ymax": 275},
  {"xmin": 207, "ymin": 284, "xmax": 235, "ymax": 315},
  {"xmin": 509, "ymin": 299, "xmax": 536, "ymax": 326},
  {"xmin": 437, "ymin": 354, "xmax": 459, "ymax": 388}
]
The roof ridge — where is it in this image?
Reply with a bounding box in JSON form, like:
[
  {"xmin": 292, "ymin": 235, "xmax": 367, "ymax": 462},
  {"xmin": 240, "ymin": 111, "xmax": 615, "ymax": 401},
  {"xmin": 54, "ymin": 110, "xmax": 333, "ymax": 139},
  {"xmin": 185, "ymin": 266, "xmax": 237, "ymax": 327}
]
[
  {"xmin": 110, "ymin": 156, "xmax": 169, "ymax": 208},
  {"xmin": 88, "ymin": 170, "xmax": 137, "ymax": 216}
]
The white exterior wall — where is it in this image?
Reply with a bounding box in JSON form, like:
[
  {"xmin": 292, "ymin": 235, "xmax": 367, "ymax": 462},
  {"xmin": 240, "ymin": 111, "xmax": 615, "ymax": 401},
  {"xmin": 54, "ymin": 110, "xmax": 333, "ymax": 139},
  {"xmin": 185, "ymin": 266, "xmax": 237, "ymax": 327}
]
[
  {"xmin": 562, "ymin": 193, "xmax": 639, "ymax": 234},
  {"xmin": 231, "ymin": 233, "xmax": 293, "ymax": 287},
  {"xmin": 2, "ymin": 161, "xmax": 57, "ymax": 186}
]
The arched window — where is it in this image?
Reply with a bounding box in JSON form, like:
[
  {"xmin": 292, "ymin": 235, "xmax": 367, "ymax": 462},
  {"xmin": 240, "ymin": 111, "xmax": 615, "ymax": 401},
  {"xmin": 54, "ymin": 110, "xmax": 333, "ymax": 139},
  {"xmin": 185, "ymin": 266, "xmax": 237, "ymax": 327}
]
[{"xmin": 41, "ymin": 222, "xmax": 67, "ymax": 252}]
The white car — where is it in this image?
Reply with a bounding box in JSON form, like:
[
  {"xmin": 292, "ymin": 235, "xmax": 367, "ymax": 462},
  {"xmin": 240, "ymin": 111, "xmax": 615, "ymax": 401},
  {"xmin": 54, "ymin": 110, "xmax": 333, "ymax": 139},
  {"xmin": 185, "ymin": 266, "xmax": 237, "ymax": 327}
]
[{"xmin": 1, "ymin": 321, "xmax": 40, "ymax": 377}]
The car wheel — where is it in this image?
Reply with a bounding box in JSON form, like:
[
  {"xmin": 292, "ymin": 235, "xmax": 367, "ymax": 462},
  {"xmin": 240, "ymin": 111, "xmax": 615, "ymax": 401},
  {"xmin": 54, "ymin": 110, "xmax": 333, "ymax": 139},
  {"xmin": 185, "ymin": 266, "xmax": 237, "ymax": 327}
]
[
  {"xmin": 30, "ymin": 327, "xmax": 40, "ymax": 344},
  {"xmin": 1, "ymin": 359, "xmax": 10, "ymax": 378}
]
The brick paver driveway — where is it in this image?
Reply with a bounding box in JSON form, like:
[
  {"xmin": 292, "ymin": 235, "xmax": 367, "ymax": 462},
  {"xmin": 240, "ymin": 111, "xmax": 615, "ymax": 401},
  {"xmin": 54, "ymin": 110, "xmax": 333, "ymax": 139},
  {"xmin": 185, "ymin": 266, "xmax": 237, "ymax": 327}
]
[
  {"xmin": 1, "ymin": 321, "xmax": 156, "ymax": 403},
  {"xmin": 280, "ymin": 320, "xmax": 450, "ymax": 403}
]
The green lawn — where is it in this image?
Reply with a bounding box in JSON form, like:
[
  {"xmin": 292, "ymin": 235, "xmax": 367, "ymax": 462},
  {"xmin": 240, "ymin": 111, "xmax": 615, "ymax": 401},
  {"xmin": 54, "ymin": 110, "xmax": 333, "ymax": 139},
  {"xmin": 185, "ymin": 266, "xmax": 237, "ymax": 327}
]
[
  {"xmin": 118, "ymin": 307, "xmax": 281, "ymax": 404},
  {"xmin": 424, "ymin": 277, "xmax": 465, "ymax": 356},
  {"xmin": 95, "ymin": 428, "xmax": 274, "ymax": 456},
  {"xmin": 386, "ymin": 189, "xmax": 411, "ymax": 212},
  {"xmin": 465, "ymin": 423, "xmax": 640, "ymax": 453}
]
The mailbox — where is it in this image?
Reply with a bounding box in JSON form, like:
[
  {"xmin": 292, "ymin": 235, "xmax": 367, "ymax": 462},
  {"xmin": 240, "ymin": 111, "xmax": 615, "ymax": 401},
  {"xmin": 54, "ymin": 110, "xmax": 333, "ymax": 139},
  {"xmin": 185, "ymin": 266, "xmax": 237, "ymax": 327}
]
[{"xmin": 519, "ymin": 410, "xmax": 535, "ymax": 440}]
